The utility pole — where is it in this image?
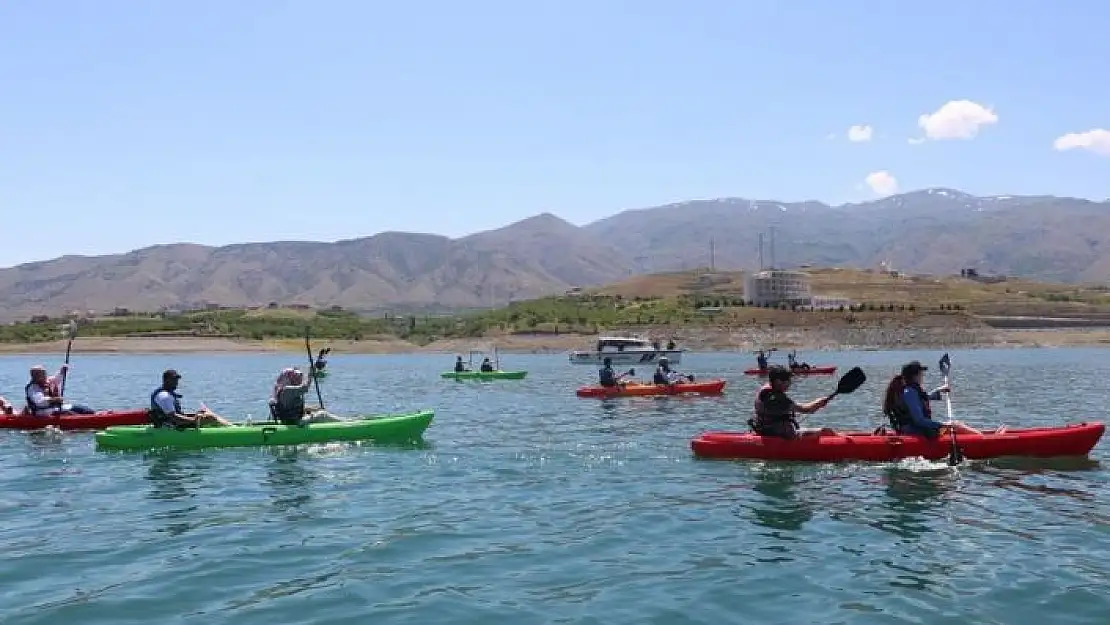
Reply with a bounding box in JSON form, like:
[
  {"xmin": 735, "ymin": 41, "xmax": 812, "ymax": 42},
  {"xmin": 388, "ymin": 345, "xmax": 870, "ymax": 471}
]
[
  {"xmin": 769, "ymin": 226, "xmax": 776, "ymax": 270},
  {"xmin": 758, "ymin": 233, "xmax": 764, "ymax": 270},
  {"xmin": 709, "ymin": 237, "xmax": 715, "ymax": 272}
]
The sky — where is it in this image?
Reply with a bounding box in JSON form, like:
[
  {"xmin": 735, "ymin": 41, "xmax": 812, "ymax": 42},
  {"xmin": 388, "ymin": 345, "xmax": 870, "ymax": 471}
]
[{"xmin": 2, "ymin": 0, "xmax": 1109, "ymax": 268}]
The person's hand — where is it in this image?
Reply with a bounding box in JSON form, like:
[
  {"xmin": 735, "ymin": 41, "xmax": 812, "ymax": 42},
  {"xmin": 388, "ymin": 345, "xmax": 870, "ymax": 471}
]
[
  {"xmin": 935, "ymin": 383, "xmax": 951, "ymax": 394},
  {"xmin": 59, "ymin": 364, "xmax": 69, "ymax": 373}
]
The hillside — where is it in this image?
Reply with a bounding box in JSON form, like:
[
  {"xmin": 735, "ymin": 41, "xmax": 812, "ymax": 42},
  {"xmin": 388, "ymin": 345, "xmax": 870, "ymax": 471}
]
[
  {"xmin": 1, "ymin": 188, "xmax": 1109, "ymax": 321},
  {"xmin": 0, "ymin": 214, "xmax": 633, "ymax": 322}
]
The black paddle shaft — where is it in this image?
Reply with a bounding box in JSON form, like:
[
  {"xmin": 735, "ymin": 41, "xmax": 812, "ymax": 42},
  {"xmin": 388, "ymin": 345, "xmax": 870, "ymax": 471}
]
[
  {"xmin": 305, "ymin": 327, "xmax": 325, "ymax": 410},
  {"xmin": 940, "ymin": 352, "xmax": 962, "ymax": 465}
]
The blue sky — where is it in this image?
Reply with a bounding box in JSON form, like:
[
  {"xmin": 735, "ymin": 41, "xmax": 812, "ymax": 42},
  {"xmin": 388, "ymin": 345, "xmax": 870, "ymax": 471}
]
[{"xmin": 2, "ymin": 0, "xmax": 1108, "ymax": 268}]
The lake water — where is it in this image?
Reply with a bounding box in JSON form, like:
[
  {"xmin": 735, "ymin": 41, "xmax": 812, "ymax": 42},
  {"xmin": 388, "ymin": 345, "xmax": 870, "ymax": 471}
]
[{"xmin": 1, "ymin": 348, "xmax": 1108, "ymax": 624}]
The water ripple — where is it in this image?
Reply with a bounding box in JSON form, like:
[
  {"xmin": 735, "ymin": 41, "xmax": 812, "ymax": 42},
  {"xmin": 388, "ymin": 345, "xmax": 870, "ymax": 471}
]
[{"xmin": 1, "ymin": 348, "xmax": 1109, "ymax": 624}]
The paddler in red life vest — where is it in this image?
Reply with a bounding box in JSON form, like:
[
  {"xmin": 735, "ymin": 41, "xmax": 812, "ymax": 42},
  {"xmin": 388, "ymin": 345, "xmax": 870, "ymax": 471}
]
[
  {"xmin": 0, "ymin": 395, "xmax": 13, "ymax": 415},
  {"xmin": 750, "ymin": 365, "xmax": 836, "ymax": 438},
  {"xmin": 25, "ymin": 364, "xmax": 96, "ymax": 416}
]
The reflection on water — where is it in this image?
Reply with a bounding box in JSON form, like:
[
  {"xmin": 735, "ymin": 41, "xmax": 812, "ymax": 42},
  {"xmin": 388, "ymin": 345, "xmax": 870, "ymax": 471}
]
[
  {"xmin": 144, "ymin": 452, "xmax": 205, "ymax": 537},
  {"xmin": 264, "ymin": 448, "xmax": 314, "ymax": 517},
  {"xmin": 746, "ymin": 464, "xmax": 814, "ymax": 533},
  {"xmin": 875, "ymin": 464, "xmax": 955, "ymax": 539}
]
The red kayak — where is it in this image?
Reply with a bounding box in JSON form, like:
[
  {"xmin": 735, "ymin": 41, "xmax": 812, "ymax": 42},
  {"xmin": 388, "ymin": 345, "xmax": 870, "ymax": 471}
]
[
  {"xmin": 0, "ymin": 409, "xmax": 150, "ymax": 431},
  {"xmin": 744, "ymin": 366, "xmax": 837, "ymax": 376},
  {"xmin": 690, "ymin": 422, "xmax": 1105, "ymax": 462},
  {"xmin": 576, "ymin": 379, "xmax": 726, "ymax": 398}
]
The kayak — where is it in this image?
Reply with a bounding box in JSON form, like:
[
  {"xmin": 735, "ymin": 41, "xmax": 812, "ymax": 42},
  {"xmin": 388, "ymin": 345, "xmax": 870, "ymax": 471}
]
[
  {"xmin": 743, "ymin": 366, "xmax": 837, "ymax": 376},
  {"xmin": 576, "ymin": 379, "xmax": 726, "ymax": 398},
  {"xmin": 690, "ymin": 422, "xmax": 1106, "ymax": 462},
  {"xmin": 95, "ymin": 409, "xmax": 434, "ymax": 451},
  {"xmin": 441, "ymin": 370, "xmax": 528, "ymax": 380},
  {"xmin": 313, "ymin": 370, "xmax": 329, "ymax": 378},
  {"xmin": 0, "ymin": 409, "xmax": 150, "ymax": 430}
]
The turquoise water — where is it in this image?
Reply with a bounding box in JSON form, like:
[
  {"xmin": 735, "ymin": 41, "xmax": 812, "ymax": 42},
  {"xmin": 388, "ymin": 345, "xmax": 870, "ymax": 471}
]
[{"xmin": 1, "ymin": 348, "xmax": 1108, "ymax": 624}]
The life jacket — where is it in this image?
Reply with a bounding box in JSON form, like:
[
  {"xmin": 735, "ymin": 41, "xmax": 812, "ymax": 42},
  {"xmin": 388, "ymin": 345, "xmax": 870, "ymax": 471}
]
[
  {"xmin": 750, "ymin": 382, "xmax": 798, "ymax": 435},
  {"xmin": 883, "ymin": 376, "xmax": 932, "ymax": 434},
  {"xmin": 455, "ymin": 361, "xmax": 465, "ymax": 372},
  {"xmin": 272, "ymin": 389, "xmax": 305, "ymax": 425},
  {"xmin": 653, "ymin": 366, "xmax": 670, "ymax": 385},
  {"xmin": 598, "ymin": 366, "xmax": 617, "ymax": 387},
  {"xmin": 149, "ymin": 387, "xmax": 183, "ymax": 427},
  {"xmin": 480, "ymin": 361, "xmax": 494, "ymax": 372},
  {"xmin": 24, "ymin": 378, "xmax": 60, "ymax": 416}
]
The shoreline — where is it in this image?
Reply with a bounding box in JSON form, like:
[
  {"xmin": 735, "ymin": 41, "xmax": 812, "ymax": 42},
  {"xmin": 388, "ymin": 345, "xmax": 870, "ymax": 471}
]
[{"xmin": 1, "ymin": 325, "xmax": 1109, "ymax": 355}]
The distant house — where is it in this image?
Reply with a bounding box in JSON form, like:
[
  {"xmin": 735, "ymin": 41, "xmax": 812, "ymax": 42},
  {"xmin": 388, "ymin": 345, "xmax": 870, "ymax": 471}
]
[{"xmin": 288, "ymin": 304, "xmax": 313, "ymax": 310}]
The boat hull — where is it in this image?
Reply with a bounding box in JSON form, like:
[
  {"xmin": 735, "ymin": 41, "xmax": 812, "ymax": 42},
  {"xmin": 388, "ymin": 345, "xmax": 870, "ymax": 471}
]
[
  {"xmin": 576, "ymin": 379, "xmax": 726, "ymax": 398},
  {"xmin": 690, "ymin": 422, "xmax": 1105, "ymax": 462},
  {"xmin": 568, "ymin": 350, "xmax": 684, "ymax": 365},
  {"xmin": 743, "ymin": 366, "xmax": 837, "ymax": 376}
]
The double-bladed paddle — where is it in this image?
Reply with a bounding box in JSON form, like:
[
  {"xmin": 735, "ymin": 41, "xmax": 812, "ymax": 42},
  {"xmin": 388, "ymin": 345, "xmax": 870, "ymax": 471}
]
[{"xmin": 939, "ymin": 353, "xmax": 962, "ymax": 465}]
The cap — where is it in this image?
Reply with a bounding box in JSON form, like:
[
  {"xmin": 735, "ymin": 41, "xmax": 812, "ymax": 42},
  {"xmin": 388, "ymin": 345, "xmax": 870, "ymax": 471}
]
[
  {"xmin": 30, "ymin": 364, "xmax": 46, "ymax": 373},
  {"xmin": 767, "ymin": 365, "xmax": 793, "ymax": 382},
  {"xmin": 162, "ymin": 369, "xmax": 182, "ymax": 381},
  {"xmin": 901, "ymin": 361, "xmax": 928, "ymax": 377}
]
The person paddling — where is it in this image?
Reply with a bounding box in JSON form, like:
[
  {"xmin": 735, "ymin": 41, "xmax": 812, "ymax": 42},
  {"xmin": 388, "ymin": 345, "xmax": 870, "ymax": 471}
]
[
  {"xmin": 598, "ymin": 357, "xmax": 631, "ymax": 388},
  {"xmin": 25, "ymin": 364, "xmax": 95, "ymax": 416},
  {"xmin": 480, "ymin": 357, "xmax": 495, "ymax": 372},
  {"xmin": 0, "ymin": 395, "xmax": 13, "ymax": 415},
  {"xmin": 756, "ymin": 350, "xmax": 768, "ymax": 370},
  {"xmin": 454, "ymin": 356, "xmax": 469, "ymax": 373},
  {"xmin": 314, "ymin": 348, "xmax": 330, "ymax": 371},
  {"xmin": 749, "ymin": 366, "xmax": 836, "ymax": 438},
  {"xmin": 882, "ymin": 361, "xmax": 996, "ymax": 437},
  {"xmin": 270, "ymin": 367, "xmax": 342, "ymax": 426},
  {"xmin": 150, "ymin": 369, "xmax": 231, "ymax": 429}
]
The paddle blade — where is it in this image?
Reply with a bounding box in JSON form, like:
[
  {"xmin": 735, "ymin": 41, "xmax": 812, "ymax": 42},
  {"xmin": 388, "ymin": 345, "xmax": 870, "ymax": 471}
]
[
  {"xmin": 939, "ymin": 353, "xmax": 951, "ymax": 376},
  {"xmin": 835, "ymin": 367, "xmax": 867, "ymax": 395}
]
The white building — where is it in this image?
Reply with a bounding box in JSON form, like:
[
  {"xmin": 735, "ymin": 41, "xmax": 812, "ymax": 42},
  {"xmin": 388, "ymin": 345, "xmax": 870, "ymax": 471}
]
[{"xmin": 743, "ymin": 269, "xmax": 813, "ymax": 307}]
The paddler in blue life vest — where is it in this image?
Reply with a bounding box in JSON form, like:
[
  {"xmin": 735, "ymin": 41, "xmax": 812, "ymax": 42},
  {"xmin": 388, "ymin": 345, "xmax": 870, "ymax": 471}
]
[
  {"xmin": 314, "ymin": 348, "xmax": 330, "ymax": 371},
  {"xmin": 149, "ymin": 369, "xmax": 232, "ymax": 428},
  {"xmin": 756, "ymin": 350, "xmax": 769, "ymax": 370},
  {"xmin": 882, "ymin": 361, "xmax": 994, "ymax": 437},
  {"xmin": 454, "ymin": 355, "xmax": 469, "ymax": 372},
  {"xmin": 750, "ymin": 366, "xmax": 836, "ymax": 438}
]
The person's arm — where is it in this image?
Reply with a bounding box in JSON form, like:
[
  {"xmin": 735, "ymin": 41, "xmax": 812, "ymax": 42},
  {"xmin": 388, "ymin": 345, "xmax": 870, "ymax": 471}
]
[
  {"xmin": 903, "ymin": 388, "xmax": 942, "ymax": 432},
  {"xmin": 793, "ymin": 396, "xmax": 830, "ymax": 414},
  {"xmin": 927, "ymin": 383, "xmax": 949, "ymax": 401}
]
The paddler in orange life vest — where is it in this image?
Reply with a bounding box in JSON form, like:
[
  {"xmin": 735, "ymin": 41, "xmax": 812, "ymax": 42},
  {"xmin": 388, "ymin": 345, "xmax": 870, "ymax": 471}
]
[
  {"xmin": 750, "ymin": 365, "xmax": 836, "ymax": 438},
  {"xmin": 25, "ymin": 364, "xmax": 96, "ymax": 416}
]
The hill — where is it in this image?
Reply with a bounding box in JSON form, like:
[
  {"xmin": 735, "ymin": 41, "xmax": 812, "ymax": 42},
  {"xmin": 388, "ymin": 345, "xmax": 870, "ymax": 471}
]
[
  {"xmin": 4, "ymin": 268, "xmax": 1109, "ymax": 353},
  {"xmin": 1, "ymin": 188, "xmax": 1108, "ymax": 321}
]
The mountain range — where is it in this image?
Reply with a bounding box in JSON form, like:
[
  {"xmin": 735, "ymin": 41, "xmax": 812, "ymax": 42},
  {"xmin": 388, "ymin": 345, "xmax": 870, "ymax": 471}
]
[{"xmin": 1, "ymin": 188, "xmax": 1107, "ymax": 321}]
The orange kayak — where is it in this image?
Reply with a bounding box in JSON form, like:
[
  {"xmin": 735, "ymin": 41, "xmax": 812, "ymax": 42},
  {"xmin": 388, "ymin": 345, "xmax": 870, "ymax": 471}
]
[{"xmin": 576, "ymin": 379, "xmax": 726, "ymax": 398}]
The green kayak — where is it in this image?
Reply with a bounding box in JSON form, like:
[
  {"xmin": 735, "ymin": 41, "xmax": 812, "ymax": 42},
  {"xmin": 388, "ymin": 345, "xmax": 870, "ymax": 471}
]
[
  {"xmin": 441, "ymin": 370, "xmax": 528, "ymax": 380},
  {"xmin": 95, "ymin": 410, "xmax": 433, "ymax": 451},
  {"xmin": 313, "ymin": 370, "xmax": 329, "ymax": 378}
]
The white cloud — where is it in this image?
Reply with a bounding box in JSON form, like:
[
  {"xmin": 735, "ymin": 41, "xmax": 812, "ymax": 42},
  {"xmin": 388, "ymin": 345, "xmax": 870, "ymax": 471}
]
[
  {"xmin": 907, "ymin": 137, "xmax": 925, "ymax": 145},
  {"xmin": 1053, "ymin": 129, "xmax": 1110, "ymax": 156},
  {"xmin": 916, "ymin": 99, "xmax": 998, "ymax": 140},
  {"xmin": 865, "ymin": 171, "xmax": 899, "ymax": 196},
  {"xmin": 847, "ymin": 124, "xmax": 873, "ymax": 142}
]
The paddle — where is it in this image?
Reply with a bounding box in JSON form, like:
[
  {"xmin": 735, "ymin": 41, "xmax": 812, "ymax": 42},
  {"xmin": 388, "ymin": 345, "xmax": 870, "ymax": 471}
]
[
  {"xmin": 796, "ymin": 366, "xmax": 866, "ymax": 424},
  {"xmin": 939, "ymin": 352, "xmax": 962, "ymax": 465},
  {"xmin": 304, "ymin": 326, "xmax": 325, "ymax": 411},
  {"xmin": 824, "ymin": 366, "xmax": 866, "ymax": 401},
  {"xmin": 59, "ymin": 320, "xmax": 77, "ymax": 397}
]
